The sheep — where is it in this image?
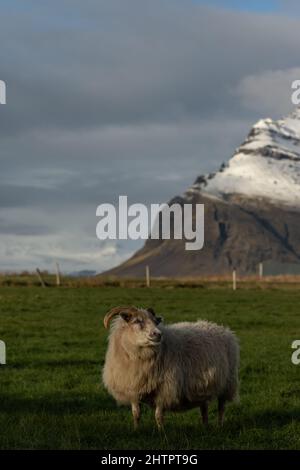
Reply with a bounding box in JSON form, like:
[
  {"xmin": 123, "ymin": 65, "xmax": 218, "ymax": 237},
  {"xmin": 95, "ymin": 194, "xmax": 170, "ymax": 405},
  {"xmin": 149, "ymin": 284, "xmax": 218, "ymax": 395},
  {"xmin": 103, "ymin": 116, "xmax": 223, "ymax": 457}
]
[{"xmin": 102, "ymin": 305, "xmax": 239, "ymax": 429}]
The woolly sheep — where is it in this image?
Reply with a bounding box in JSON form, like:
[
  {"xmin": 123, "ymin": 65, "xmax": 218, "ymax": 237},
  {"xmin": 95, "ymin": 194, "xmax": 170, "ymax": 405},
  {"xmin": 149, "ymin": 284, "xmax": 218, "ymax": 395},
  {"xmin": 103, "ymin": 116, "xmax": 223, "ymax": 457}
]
[{"xmin": 102, "ymin": 306, "xmax": 239, "ymax": 429}]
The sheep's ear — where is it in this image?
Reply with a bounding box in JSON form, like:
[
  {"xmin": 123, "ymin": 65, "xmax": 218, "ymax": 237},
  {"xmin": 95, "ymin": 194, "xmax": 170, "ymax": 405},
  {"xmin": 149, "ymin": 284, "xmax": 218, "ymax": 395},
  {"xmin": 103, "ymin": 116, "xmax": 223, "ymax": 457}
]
[
  {"xmin": 147, "ymin": 307, "xmax": 163, "ymax": 325},
  {"xmin": 147, "ymin": 307, "xmax": 156, "ymax": 315},
  {"xmin": 120, "ymin": 312, "xmax": 132, "ymax": 323}
]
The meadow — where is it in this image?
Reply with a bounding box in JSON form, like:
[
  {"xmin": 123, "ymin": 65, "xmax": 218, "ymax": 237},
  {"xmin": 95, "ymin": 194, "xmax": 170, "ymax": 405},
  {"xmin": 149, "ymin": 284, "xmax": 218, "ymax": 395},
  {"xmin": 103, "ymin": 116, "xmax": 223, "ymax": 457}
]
[{"xmin": 0, "ymin": 284, "xmax": 300, "ymax": 449}]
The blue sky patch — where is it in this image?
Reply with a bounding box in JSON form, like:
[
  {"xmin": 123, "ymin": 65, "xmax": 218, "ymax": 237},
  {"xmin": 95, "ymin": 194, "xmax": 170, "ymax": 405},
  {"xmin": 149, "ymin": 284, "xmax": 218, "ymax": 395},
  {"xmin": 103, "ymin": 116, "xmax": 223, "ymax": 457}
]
[{"xmin": 193, "ymin": 0, "xmax": 280, "ymax": 13}]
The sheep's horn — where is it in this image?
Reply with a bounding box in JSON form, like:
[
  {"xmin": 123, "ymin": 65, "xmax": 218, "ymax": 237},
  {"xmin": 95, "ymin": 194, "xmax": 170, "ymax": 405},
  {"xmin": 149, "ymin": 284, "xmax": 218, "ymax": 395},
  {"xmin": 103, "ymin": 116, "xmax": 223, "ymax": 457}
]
[{"xmin": 103, "ymin": 306, "xmax": 139, "ymax": 329}]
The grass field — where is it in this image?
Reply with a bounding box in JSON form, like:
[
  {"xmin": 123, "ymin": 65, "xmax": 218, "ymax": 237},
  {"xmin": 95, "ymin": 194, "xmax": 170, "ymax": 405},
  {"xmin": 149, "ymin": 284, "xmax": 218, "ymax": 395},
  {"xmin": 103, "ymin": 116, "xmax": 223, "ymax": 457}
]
[{"xmin": 0, "ymin": 286, "xmax": 300, "ymax": 449}]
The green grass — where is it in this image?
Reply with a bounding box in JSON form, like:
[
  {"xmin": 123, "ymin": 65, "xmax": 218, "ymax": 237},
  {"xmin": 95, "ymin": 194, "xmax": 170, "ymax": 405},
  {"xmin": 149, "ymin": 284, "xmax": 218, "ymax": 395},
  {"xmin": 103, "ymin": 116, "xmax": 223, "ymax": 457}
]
[{"xmin": 0, "ymin": 286, "xmax": 300, "ymax": 449}]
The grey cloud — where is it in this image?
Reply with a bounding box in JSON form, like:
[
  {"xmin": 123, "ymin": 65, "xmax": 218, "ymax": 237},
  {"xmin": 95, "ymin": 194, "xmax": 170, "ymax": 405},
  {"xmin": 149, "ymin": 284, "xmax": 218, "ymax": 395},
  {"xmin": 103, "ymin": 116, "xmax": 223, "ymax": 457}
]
[
  {"xmin": 1, "ymin": 1, "xmax": 300, "ymax": 138},
  {"xmin": 2, "ymin": 0, "xmax": 300, "ymax": 271},
  {"xmin": 0, "ymin": 219, "xmax": 53, "ymax": 236},
  {"xmin": 235, "ymin": 67, "xmax": 300, "ymax": 117},
  {"xmin": 0, "ymin": 118, "xmax": 250, "ymax": 210}
]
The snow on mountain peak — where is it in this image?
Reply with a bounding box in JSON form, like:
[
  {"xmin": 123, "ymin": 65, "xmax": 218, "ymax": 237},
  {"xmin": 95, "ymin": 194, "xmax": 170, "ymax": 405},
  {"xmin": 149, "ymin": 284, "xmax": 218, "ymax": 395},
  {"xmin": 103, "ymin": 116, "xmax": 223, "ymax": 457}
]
[{"xmin": 187, "ymin": 107, "xmax": 300, "ymax": 206}]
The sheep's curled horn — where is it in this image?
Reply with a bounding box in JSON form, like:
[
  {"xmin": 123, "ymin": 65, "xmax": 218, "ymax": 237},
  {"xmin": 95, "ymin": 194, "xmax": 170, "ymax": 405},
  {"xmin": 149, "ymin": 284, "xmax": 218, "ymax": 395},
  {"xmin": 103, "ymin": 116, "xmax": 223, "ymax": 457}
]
[{"xmin": 103, "ymin": 306, "xmax": 139, "ymax": 329}]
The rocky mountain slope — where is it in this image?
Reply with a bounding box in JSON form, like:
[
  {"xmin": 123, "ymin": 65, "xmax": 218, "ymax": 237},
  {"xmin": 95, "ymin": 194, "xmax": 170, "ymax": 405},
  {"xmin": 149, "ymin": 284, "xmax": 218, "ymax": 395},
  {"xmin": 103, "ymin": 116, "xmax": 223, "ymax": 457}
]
[{"xmin": 103, "ymin": 108, "xmax": 300, "ymax": 277}]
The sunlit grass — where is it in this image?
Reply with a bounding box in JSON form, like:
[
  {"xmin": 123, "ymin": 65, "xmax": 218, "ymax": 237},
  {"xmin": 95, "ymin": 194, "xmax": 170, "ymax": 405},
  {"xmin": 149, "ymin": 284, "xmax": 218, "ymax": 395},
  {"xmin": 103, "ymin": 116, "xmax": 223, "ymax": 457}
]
[{"xmin": 0, "ymin": 287, "xmax": 300, "ymax": 449}]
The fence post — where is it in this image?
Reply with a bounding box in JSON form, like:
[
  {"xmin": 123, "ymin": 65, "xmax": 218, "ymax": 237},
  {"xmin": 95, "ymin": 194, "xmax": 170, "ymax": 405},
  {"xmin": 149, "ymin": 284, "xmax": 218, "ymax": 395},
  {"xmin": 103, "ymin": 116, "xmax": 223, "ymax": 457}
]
[
  {"xmin": 146, "ymin": 265, "xmax": 150, "ymax": 288},
  {"xmin": 36, "ymin": 268, "xmax": 46, "ymax": 288},
  {"xmin": 232, "ymin": 269, "xmax": 237, "ymax": 291},
  {"xmin": 259, "ymin": 262, "xmax": 263, "ymax": 280},
  {"xmin": 55, "ymin": 261, "xmax": 61, "ymax": 286}
]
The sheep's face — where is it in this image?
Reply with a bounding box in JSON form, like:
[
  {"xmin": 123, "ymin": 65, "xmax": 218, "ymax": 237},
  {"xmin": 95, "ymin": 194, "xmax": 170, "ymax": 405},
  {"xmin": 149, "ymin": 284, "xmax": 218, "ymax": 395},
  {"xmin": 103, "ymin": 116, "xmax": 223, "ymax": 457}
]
[{"xmin": 121, "ymin": 309, "xmax": 162, "ymax": 348}]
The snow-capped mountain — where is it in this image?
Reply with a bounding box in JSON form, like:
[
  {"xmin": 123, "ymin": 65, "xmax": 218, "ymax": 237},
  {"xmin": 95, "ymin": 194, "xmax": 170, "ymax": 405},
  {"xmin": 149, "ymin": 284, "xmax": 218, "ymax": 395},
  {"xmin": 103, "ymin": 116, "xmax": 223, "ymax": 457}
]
[
  {"xmin": 187, "ymin": 107, "xmax": 300, "ymax": 206},
  {"xmin": 103, "ymin": 108, "xmax": 300, "ymax": 278}
]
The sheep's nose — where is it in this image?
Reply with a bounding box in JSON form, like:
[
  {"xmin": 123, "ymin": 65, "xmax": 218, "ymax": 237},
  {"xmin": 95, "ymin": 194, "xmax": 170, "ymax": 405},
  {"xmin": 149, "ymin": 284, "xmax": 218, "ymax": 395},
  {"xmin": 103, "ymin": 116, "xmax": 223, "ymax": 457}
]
[{"xmin": 150, "ymin": 330, "xmax": 161, "ymax": 340}]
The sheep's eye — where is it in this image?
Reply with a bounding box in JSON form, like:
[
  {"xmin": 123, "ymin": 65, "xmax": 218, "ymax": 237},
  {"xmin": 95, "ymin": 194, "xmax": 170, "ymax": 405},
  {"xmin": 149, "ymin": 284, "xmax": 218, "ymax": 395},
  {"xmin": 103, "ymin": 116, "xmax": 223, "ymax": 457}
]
[{"xmin": 133, "ymin": 318, "xmax": 143, "ymax": 326}]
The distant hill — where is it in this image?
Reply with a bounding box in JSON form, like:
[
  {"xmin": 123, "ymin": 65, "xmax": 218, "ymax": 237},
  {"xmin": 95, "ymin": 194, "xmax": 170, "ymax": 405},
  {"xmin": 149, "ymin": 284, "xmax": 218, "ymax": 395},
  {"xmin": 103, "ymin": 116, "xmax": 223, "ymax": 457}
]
[{"xmin": 69, "ymin": 270, "xmax": 97, "ymax": 277}]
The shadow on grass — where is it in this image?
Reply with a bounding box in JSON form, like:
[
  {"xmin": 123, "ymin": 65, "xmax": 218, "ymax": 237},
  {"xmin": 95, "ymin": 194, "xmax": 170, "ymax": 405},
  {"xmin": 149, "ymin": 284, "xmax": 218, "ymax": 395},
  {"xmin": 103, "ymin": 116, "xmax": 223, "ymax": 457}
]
[
  {"xmin": 237, "ymin": 408, "xmax": 300, "ymax": 428},
  {"xmin": 0, "ymin": 392, "xmax": 117, "ymax": 415},
  {"xmin": 1, "ymin": 390, "xmax": 299, "ymax": 434},
  {"xmin": 6, "ymin": 359, "xmax": 100, "ymax": 369}
]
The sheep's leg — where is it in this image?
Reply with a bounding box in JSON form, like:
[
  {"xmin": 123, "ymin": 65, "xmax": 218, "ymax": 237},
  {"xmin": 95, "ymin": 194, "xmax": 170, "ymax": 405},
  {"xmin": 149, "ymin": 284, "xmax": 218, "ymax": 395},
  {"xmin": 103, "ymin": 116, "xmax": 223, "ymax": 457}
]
[
  {"xmin": 131, "ymin": 402, "xmax": 141, "ymax": 429},
  {"xmin": 155, "ymin": 406, "xmax": 164, "ymax": 430},
  {"xmin": 200, "ymin": 402, "xmax": 209, "ymax": 426},
  {"xmin": 218, "ymin": 397, "xmax": 226, "ymax": 426}
]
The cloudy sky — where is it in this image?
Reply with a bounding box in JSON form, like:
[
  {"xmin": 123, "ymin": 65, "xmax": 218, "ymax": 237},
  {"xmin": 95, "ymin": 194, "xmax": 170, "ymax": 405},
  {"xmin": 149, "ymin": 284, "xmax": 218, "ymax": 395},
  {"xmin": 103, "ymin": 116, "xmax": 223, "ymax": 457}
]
[{"xmin": 1, "ymin": 0, "xmax": 300, "ymax": 273}]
